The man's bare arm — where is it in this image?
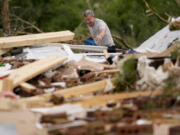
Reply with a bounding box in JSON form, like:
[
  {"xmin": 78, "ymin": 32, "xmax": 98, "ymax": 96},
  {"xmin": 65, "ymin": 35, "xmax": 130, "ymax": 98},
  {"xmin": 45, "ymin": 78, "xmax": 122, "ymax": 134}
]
[{"xmin": 95, "ymin": 29, "xmax": 106, "ymax": 42}]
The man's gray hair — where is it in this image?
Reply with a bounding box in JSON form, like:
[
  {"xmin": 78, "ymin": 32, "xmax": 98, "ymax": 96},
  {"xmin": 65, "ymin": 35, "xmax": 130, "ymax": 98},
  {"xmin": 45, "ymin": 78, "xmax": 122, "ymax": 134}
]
[{"xmin": 83, "ymin": 10, "xmax": 95, "ymax": 17}]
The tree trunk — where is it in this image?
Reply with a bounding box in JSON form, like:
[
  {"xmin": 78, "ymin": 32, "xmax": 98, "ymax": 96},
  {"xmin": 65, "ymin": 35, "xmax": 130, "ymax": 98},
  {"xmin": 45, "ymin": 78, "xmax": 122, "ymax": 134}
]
[{"xmin": 2, "ymin": 0, "xmax": 10, "ymax": 36}]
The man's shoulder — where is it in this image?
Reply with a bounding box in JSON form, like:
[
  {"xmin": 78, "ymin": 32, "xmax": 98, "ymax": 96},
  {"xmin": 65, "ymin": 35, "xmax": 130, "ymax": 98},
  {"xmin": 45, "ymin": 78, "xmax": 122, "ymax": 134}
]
[
  {"xmin": 96, "ymin": 18, "xmax": 106, "ymax": 24},
  {"xmin": 95, "ymin": 18, "xmax": 107, "ymax": 27}
]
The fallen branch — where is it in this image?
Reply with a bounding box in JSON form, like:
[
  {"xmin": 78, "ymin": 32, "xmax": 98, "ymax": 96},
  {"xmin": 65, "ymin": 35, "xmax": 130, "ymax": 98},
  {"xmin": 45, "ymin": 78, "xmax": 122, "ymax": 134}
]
[{"xmin": 112, "ymin": 35, "xmax": 132, "ymax": 49}]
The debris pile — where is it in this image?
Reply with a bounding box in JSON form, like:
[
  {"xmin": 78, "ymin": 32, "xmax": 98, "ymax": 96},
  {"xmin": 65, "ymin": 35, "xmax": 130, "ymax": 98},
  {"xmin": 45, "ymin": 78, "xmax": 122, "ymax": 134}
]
[{"xmin": 0, "ymin": 29, "xmax": 180, "ymax": 135}]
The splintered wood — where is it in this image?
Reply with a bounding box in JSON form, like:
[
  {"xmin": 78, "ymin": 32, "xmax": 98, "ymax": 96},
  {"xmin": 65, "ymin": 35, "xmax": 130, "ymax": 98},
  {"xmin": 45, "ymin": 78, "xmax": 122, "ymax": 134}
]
[
  {"xmin": 20, "ymin": 82, "xmax": 36, "ymax": 93},
  {"xmin": 0, "ymin": 30, "xmax": 74, "ymax": 49},
  {"xmin": 0, "ymin": 56, "xmax": 67, "ymax": 91}
]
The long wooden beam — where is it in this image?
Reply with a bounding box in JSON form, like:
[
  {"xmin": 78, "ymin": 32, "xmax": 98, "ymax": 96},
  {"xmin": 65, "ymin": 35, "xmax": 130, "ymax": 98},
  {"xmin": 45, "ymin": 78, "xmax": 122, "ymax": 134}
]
[
  {"xmin": 0, "ymin": 56, "xmax": 67, "ymax": 91},
  {"xmin": 21, "ymin": 79, "xmax": 115, "ymax": 108},
  {"xmin": 0, "ymin": 31, "xmax": 74, "ymax": 49},
  {"xmin": 70, "ymin": 90, "xmax": 163, "ymax": 108}
]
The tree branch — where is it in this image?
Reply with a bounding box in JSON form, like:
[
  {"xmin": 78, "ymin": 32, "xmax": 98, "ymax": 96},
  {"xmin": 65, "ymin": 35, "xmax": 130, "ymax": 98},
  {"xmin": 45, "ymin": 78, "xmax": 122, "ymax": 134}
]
[
  {"xmin": 10, "ymin": 14, "xmax": 43, "ymax": 33},
  {"xmin": 2, "ymin": 0, "xmax": 11, "ymax": 36},
  {"xmin": 112, "ymin": 35, "xmax": 132, "ymax": 49},
  {"xmin": 86, "ymin": 0, "xmax": 93, "ymax": 10},
  {"xmin": 143, "ymin": 0, "xmax": 170, "ymax": 24}
]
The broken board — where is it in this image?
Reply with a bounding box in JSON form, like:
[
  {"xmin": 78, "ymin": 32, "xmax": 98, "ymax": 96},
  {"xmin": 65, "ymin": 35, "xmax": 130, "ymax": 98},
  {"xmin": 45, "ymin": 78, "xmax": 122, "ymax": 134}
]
[
  {"xmin": 20, "ymin": 82, "xmax": 36, "ymax": 93},
  {"xmin": 0, "ymin": 56, "xmax": 67, "ymax": 91}
]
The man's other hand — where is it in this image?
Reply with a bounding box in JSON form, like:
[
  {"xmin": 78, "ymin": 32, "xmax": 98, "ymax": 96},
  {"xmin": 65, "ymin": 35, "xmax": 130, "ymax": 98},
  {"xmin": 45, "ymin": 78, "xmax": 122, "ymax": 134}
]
[{"xmin": 95, "ymin": 35, "xmax": 103, "ymax": 42}]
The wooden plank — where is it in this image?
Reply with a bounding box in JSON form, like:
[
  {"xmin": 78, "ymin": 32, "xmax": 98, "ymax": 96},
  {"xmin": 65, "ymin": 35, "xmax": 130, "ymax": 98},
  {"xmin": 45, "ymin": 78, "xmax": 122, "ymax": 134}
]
[
  {"xmin": 45, "ymin": 43, "xmax": 108, "ymax": 52},
  {"xmin": 82, "ymin": 52, "xmax": 122, "ymax": 56},
  {"xmin": 70, "ymin": 90, "xmax": 162, "ymax": 108},
  {"xmin": 98, "ymin": 69, "xmax": 120, "ymax": 75},
  {"xmin": 122, "ymin": 52, "xmax": 158, "ymax": 59},
  {"xmin": 0, "ymin": 30, "xmax": 74, "ymax": 49},
  {"xmin": 21, "ymin": 79, "xmax": 114, "ymax": 108},
  {"xmin": 69, "ymin": 44, "xmax": 107, "ymax": 52},
  {"xmin": 1, "ymin": 56, "xmax": 67, "ymax": 91},
  {"xmin": 54, "ymin": 79, "xmax": 113, "ymax": 98},
  {"xmin": 20, "ymin": 82, "xmax": 36, "ymax": 93}
]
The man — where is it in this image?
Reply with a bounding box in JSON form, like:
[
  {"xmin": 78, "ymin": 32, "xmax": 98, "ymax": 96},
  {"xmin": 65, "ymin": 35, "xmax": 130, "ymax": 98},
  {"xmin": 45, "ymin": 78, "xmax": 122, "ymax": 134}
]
[{"xmin": 84, "ymin": 9, "xmax": 116, "ymax": 49}]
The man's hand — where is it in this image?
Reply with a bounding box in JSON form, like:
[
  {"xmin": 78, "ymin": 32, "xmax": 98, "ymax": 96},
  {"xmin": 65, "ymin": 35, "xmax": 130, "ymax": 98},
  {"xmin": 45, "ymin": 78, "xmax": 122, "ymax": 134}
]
[
  {"xmin": 95, "ymin": 35, "xmax": 103, "ymax": 42},
  {"xmin": 0, "ymin": 91, "xmax": 18, "ymax": 99}
]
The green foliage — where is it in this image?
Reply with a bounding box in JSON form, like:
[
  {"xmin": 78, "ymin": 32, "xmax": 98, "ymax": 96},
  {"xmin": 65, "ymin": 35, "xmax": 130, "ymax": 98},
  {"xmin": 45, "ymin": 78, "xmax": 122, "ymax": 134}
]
[
  {"xmin": 163, "ymin": 77, "xmax": 180, "ymax": 98},
  {"xmin": 171, "ymin": 47, "xmax": 180, "ymax": 60},
  {"xmin": 164, "ymin": 77, "xmax": 177, "ymax": 91},
  {"xmin": 140, "ymin": 100, "xmax": 157, "ymax": 110},
  {"xmin": 0, "ymin": 64, "xmax": 5, "ymax": 67},
  {"xmin": 115, "ymin": 75, "xmax": 126, "ymax": 91},
  {"xmin": 115, "ymin": 58, "xmax": 137, "ymax": 92},
  {"xmin": 9, "ymin": 0, "xmax": 87, "ymax": 32}
]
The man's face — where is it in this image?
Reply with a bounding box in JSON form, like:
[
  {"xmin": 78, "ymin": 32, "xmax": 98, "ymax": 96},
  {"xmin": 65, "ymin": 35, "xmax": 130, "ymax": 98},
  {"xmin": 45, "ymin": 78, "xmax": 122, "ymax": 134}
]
[{"xmin": 84, "ymin": 16, "xmax": 95, "ymax": 27}]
